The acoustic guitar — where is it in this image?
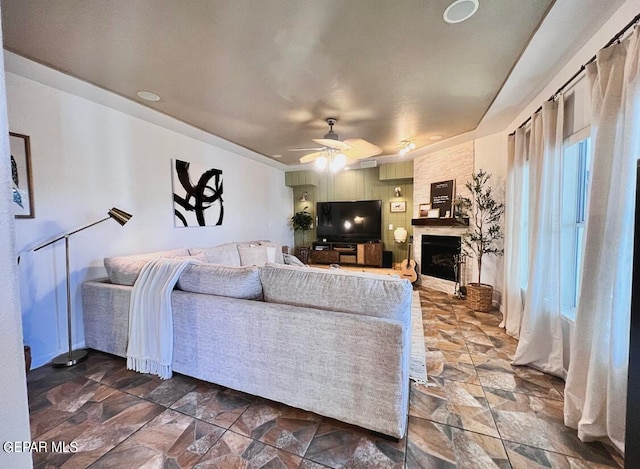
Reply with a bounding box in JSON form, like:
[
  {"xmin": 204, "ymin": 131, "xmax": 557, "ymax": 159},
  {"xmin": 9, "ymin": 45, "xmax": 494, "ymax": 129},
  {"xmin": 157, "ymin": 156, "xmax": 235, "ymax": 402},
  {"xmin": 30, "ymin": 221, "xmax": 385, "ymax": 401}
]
[{"xmin": 400, "ymin": 237, "xmax": 418, "ymax": 284}]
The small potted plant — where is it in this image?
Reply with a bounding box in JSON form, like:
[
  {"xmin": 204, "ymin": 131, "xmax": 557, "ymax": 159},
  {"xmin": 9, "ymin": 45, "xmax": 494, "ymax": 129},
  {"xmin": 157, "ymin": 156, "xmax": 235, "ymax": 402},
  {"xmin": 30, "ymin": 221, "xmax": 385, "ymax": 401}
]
[
  {"xmin": 291, "ymin": 207, "xmax": 313, "ymax": 264},
  {"xmin": 457, "ymin": 170, "xmax": 504, "ymax": 311}
]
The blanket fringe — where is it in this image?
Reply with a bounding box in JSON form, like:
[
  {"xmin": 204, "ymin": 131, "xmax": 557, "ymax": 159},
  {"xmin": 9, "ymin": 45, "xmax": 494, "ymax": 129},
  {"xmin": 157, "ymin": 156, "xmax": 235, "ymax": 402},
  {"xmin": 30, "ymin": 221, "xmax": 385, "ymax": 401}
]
[{"xmin": 127, "ymin": 356, "xmax": 172, "ymax": 380}]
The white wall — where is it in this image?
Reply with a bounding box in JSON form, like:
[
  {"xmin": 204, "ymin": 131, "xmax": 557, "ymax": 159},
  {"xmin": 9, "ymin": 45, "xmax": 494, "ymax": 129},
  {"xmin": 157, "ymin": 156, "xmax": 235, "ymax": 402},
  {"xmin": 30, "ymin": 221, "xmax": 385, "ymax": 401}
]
[
  {"xmin": 473, "ymin": 132, "xmax": 507, "ymax": 306},
  {"xmin": 0, "ymin": 38, "xmax": 33, "ymax": 469},
  {"xmin": 504, "ymin": 0, "xmax": 640, "ymax": 136},
  {"xmin": 7, "ymin": 66, "xmax": 292, "ymax": 368}
]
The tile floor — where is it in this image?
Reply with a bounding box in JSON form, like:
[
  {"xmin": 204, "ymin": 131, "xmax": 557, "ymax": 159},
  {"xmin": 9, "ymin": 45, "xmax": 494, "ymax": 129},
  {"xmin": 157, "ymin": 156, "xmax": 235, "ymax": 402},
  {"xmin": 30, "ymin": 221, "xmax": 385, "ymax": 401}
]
[{"xmin": 26, "ymin": 287, "xmax": 624, "ymax": 468}]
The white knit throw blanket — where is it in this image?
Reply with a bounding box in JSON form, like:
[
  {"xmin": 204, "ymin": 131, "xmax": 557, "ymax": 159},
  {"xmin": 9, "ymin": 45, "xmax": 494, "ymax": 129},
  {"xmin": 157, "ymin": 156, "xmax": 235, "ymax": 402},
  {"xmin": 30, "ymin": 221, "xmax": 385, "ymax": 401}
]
[{"xmin": 126, "ymin": 257, "xmax": 199, "ymax": 379}]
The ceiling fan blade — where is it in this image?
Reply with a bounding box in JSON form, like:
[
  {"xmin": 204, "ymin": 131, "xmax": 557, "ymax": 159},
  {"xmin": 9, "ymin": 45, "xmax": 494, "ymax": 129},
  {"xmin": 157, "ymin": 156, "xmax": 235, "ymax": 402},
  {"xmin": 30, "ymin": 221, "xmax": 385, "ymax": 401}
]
[
  {"xmin": 287, "ymin": 147, "xmax": 325, "ymax": 152},
  {"xmin": 342, "ymin": 138, "xmax": 383, "ymax": 159},
  {"xmin": 312, "ymin": 138, "xmax": 352, "ymax": 151},
  {"xmin": 299, "ymin": 151, "xmax": 325, "ymax": 164}
]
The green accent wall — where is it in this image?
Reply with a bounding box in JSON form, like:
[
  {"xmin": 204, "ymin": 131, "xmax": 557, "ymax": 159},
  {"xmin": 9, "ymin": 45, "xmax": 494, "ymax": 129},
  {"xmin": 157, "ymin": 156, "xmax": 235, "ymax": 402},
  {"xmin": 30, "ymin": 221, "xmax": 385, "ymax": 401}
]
[
  {"xmin": 379, "ymin": 160, "xmax": 414, "ymax": 180},
  {"xmin": 287, "ymin": 162, "xmax": 413, "ymax": 266}
]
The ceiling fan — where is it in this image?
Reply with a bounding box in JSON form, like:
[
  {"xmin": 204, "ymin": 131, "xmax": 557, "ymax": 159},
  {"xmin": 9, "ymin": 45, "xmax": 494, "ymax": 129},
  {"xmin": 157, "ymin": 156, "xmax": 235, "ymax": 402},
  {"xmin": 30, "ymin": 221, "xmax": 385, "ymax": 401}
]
[{"xmin": 295, "ymin": 118, "xmax": 382, "ymax": 171}]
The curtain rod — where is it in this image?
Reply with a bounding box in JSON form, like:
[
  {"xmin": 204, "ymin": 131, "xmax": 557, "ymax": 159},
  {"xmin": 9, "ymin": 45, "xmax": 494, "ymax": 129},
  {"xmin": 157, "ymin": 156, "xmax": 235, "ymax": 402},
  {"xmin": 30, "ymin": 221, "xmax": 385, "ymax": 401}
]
[{"xmin": 508, "ymin": 11, "xmax": 640, "ymax": 137}]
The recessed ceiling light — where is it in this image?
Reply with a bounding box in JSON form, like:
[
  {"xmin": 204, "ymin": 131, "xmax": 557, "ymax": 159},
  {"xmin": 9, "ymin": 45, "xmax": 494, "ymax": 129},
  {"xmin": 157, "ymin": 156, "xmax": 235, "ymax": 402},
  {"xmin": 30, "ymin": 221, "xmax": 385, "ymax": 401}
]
[
  {"xmin": 137, "ymin": 91, "xmax": 160, "ymax": 102},
  {"xmin": 429, "ymin": 135, "xmax": 443, "ymax": 140},
  {"xmin": 272, "ymin": 154, "xmax": 282, "ymax": 158},
  {"xmin": 443, "ymin": 0, "xmax": 479, "ymax": 24}
]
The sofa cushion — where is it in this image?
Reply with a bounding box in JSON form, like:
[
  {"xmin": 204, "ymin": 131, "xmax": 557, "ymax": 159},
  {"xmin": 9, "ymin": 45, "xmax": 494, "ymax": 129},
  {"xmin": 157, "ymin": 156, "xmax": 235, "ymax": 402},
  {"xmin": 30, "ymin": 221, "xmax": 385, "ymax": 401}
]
[
  {"xmin": 104, "ymin": 248, "xmax": 191, "ymax": 286},
  {"xmin": 259, "ymin": 263, "xmax": 412, "ymax": 320},
  {"xmin": 238, "ymin": 245, "xmax": 269, "ymax": 266},
  {"xmin": 189, "ymin": 243, "xmax": 241, "ymax": 266},
  {"xmin": 176, "ymin": 264, "xmax": 263, "ymax": 300}
]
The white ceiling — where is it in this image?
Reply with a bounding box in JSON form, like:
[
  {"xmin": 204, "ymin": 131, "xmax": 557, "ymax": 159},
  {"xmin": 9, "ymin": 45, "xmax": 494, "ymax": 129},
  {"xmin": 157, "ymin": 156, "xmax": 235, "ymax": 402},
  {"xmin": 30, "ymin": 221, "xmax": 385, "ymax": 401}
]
[{"xmin": 0, "ymin": 0, "xmax": 629, "ymax": 166}]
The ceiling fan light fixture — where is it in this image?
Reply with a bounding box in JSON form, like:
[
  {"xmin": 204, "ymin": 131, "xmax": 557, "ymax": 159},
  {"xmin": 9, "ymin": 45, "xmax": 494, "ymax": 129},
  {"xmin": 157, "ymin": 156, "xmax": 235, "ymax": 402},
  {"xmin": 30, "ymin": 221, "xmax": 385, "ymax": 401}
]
[
  {"xmin": 443, "ymin": 0, "xmax": 479, "ymax": 24},
  {"xmin": 399, "ymin": 139, "xmax": 416, "ymax": 156},
  {"xmin": 315, "ymin": 156, "xmax": 328, "ymax": 170},
  {"xmin": 301, "ymin": 118, "xmax": 381, "ymax": 169},
  {"xmin": 330, "ymin": 153, "xmax": 347, "ymax": 172}
]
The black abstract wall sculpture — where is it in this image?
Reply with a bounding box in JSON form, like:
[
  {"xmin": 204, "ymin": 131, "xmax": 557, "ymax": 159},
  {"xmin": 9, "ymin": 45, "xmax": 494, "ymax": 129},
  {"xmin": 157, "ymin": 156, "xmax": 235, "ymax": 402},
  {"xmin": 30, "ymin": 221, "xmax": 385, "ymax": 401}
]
[{"xmin": 172, "ymin": 159, "xmax": 224, "ymax": 227}]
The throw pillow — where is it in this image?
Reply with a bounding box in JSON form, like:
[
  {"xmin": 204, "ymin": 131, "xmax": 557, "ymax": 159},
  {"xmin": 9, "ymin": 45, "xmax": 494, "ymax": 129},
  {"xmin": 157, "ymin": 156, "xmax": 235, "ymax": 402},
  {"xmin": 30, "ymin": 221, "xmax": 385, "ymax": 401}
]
[
  {"xmin": 192, "ymin": 244, "xmax": 242, "ymax": 266},
  {"xmin": 238, "ymin": 245, "xmax": 269, "ymax": 266},
  {"xmin": 258, "ymin": 241, "xmax": 285, "ymax": 263},
  {"xmin": 283, "ymin": 252, "xmax": 306, "ymax": 267}
]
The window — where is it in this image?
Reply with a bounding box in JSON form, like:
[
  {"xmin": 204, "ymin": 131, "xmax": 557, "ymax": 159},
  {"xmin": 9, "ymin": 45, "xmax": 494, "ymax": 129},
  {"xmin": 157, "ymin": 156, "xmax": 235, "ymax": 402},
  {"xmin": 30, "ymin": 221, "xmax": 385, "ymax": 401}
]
[{"xmin": 560, "ymin": 137, "xmax": 591, "ymax": 319}]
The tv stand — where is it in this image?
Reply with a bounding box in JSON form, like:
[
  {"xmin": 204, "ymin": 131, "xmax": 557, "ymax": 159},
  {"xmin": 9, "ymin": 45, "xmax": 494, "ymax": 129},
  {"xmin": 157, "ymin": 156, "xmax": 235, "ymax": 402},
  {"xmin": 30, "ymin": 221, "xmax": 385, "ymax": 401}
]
[{"xmin": 311, "ymin": 241, "xmax": 383, "ymax": 267}]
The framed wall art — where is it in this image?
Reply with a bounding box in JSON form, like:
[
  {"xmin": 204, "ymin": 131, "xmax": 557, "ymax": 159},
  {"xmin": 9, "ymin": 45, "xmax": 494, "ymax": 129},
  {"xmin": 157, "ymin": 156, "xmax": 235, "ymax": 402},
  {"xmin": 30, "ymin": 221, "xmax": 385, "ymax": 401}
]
[
  {"xmin": 172, "ymin": 159, "xmax": 224, "ymax": 227},
  {"xmin": 390, "ymin": 201, "xmax": 406, "ymax": 213},
  {"xmin": 10, "ymin": 132, "xmax": 34, "ymax": 218},
  {"xmin": 419, "ymin": 203, "xmax": 431, "ymax": 217}
]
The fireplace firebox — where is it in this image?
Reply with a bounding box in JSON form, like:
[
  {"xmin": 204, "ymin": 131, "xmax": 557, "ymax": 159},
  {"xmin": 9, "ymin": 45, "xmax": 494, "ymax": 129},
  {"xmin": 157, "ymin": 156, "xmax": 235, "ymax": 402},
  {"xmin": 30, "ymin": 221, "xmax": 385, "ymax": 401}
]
[{"xmin": 421, "ymin": 235, "xmax": 461, "ymax": 281}]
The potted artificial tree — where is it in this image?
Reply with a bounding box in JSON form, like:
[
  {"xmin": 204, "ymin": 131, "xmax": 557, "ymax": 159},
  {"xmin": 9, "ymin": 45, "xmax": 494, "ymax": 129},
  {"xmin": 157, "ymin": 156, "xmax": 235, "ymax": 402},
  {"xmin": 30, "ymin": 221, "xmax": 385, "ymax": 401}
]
[
  {"xmin": 291, "ymin": 207, "xmax": 313, "ymax": 264},
  {"xmin": 457, "ymin": 169, "xmax": 504, "ymax": 311}
]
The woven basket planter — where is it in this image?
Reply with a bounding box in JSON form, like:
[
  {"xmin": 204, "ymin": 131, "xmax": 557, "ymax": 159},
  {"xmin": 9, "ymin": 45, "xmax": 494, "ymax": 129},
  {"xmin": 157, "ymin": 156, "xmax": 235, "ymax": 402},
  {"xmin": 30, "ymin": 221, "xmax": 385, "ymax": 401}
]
[{"xmin": 466, "ymin": 283, "xmax": 493, "ymax": 311}]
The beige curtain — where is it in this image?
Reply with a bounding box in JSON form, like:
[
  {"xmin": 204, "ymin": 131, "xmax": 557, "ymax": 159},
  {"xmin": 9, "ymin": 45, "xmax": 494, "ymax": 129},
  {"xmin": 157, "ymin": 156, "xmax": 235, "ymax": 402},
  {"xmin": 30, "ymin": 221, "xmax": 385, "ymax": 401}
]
[
  {"xmin": 501, "ymin": 128, "xmax": 527, "ymax": 338},
  {"xmin": 564, "ymin": 26, "xmax": 640, "ymax": 455},
  {"xmin": 511, "ymin": 98, "xmax": 567, "ymax": 378}
]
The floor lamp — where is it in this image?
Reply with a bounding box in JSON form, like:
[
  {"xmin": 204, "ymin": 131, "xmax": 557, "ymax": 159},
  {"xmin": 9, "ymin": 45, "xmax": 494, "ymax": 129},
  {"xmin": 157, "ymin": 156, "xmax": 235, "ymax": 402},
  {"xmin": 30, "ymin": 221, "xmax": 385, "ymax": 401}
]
[{"xmin": 34, "ymin": 207, "xmax": 132, "ymax": 367}]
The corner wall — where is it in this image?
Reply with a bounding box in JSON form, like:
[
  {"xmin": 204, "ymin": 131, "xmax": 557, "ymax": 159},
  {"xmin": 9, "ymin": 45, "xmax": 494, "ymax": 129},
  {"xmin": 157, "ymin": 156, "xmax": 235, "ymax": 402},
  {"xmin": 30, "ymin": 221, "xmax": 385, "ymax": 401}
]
[
  {"xmin": 413, "ymin": 141, "xmax": 475, "ymax": 293},
  {"xmin": 411, "ymin": 134, "xmax": 507, "ymax": 302},
  {"xmin": 0, "ymin": 32, "xmax": 32, "ymax": 469},
  {"xmin": 7, "ymin": 68, "xmax": 292, "ymax": 368}
]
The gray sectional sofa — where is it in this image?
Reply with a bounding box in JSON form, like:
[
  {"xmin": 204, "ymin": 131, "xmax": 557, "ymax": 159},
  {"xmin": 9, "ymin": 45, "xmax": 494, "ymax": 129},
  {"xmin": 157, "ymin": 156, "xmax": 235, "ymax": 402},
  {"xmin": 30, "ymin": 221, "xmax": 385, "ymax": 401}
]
[{"xmin": 82, "ymin": 241, "xmax": 413, "ymax": 438}]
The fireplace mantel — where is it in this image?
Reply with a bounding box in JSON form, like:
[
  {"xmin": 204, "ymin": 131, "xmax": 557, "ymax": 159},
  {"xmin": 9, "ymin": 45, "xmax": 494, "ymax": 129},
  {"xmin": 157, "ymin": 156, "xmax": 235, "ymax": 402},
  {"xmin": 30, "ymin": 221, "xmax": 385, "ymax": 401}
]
[{"xmin": 411, "ymin": 218, "xmax": 469, "ymax": 227}]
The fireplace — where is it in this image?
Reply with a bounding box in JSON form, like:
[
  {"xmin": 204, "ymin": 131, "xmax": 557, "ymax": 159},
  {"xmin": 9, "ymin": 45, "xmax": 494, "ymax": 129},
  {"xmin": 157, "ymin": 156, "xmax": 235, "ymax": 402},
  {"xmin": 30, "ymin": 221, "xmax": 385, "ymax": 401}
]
[{"xmin": 421, "ymin": 235, "xmax": 461, "ymax": 282}]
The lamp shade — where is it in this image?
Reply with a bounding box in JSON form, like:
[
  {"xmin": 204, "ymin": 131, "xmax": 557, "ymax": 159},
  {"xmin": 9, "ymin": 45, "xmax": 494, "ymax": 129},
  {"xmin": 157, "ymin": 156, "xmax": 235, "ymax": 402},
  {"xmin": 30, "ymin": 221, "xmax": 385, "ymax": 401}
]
[
  {"xmin": 108, "ymin": 207, "xmax": 132, "ymax": 226},
  {"xmin": 394, "ymin": 227, "xmax": 408, "ymax": 243}
]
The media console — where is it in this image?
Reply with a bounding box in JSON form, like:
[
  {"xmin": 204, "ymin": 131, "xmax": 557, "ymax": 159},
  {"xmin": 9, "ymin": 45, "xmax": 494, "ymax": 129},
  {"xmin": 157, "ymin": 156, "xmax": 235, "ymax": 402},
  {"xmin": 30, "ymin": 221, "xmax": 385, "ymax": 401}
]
[{"xmin": 311, "ymin": 241, "xmax": 383, "ymax": 267}]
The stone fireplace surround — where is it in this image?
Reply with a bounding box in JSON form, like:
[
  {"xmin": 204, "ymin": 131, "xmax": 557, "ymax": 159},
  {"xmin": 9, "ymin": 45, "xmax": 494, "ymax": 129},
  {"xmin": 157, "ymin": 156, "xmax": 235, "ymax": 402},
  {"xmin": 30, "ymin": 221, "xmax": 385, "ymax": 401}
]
[
  {"xmin": 413, "ymin": 225, "xmax": 470, "ymax": 293},
  {"xmin": 412, "ymin": 141, "xmax": 474, "ymax": 293}
]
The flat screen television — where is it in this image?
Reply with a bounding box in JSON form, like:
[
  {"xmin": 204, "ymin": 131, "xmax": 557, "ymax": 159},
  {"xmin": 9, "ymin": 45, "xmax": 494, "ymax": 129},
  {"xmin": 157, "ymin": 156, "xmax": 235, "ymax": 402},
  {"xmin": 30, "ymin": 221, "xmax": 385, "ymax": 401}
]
[{"xmin": 316, "ymin": 200, "xmax": 382, "ymax": 242}]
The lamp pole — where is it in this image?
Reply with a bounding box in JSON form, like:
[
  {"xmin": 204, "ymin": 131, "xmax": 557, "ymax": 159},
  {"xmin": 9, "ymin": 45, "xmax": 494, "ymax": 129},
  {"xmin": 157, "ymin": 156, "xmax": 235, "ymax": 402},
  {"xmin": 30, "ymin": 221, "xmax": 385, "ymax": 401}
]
[
  {"xmin": 55, "ymin": 234, "xmax": 88, "ymax": 366},
  {"xmin": 34, "ymin": 217, "xmax": 111, "ymax": 367},
  {"xmin": 32, "ymin": 208, "xmax": 132, "ymax": 367}
]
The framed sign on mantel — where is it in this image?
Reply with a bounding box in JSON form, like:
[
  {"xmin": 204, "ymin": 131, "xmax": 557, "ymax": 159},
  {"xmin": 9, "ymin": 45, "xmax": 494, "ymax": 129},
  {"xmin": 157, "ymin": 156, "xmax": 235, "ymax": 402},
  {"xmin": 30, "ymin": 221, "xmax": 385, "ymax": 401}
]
[{"xmin": 430, "ymin": 179, "xmax": 454, "ymax": 218}]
